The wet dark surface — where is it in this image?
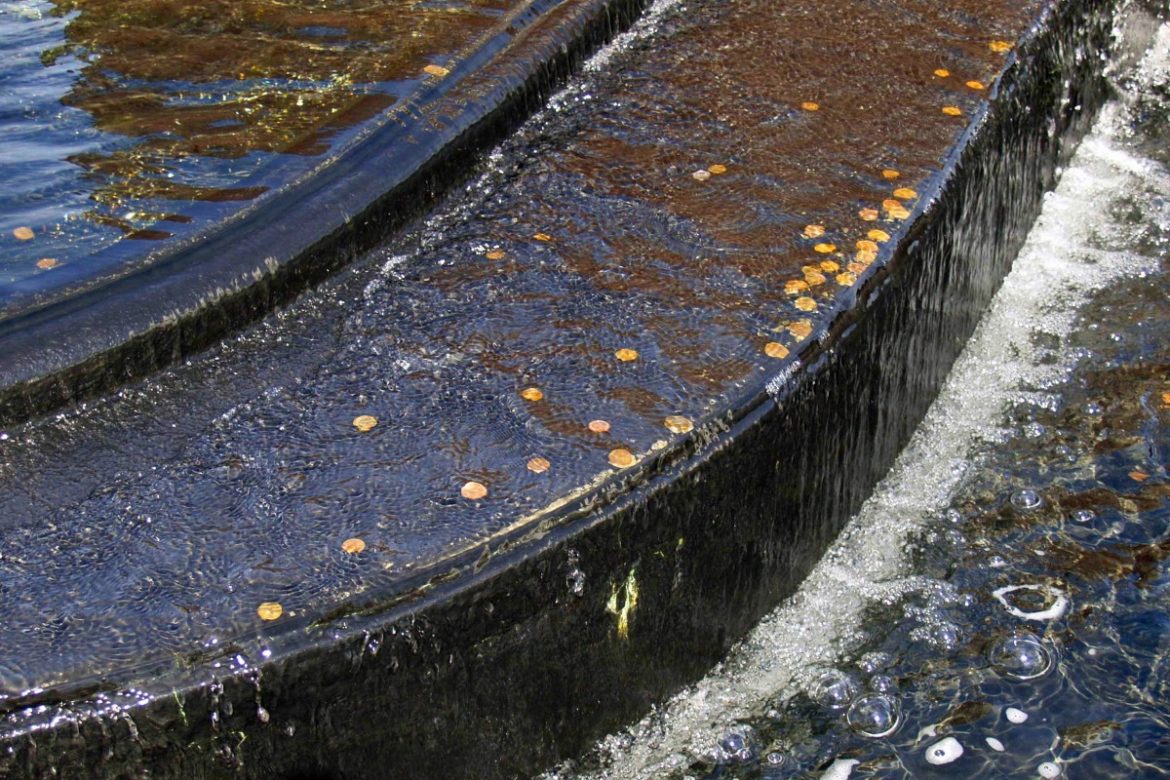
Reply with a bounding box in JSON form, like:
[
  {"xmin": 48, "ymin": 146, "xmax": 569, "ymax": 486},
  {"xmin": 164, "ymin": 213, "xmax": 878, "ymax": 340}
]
[
  {"xmin": 0, "ymin": 0, "xmax": 530, "ymax": 299},
  {"xmin": 589, "ymin": 28, "xmax": 1170, "ymax": 778},
  {"xmin": 0, "ymin": 0, "xmax": 1050, "ymax": 730}
]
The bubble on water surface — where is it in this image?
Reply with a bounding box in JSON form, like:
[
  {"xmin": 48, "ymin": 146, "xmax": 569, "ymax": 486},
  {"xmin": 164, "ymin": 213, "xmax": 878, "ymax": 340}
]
[
  {"xmin": 812, "ymin": 670, "xmax": 860, "ymax": 710},
  {"xmin": 1011, "ymin": 489, "xmax": 1043, "ymax": 510},
  {"xmin": 846, "ymin": 693, "xmax": 902, "ymax": 737},
  {"xmin": 989, "ymin": 632, "xmax": 1056, "ymax": 680}
]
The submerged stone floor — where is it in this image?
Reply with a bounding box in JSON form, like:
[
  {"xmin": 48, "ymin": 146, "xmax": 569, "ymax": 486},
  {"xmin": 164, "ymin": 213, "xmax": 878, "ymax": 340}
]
[{"xmin": 0, "ymin": 0, "xmax": 1075, "ymax": 756}]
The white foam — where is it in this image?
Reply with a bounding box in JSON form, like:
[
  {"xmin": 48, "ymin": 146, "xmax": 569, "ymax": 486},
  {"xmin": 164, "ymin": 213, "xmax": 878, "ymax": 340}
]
[{"xmin": 549, "ymin": 20, "xmax": 1170, "ymax": 780}]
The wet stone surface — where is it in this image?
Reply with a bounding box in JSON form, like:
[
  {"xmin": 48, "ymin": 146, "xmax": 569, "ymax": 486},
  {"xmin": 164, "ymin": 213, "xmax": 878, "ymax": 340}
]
[{"xmin": 0, "ymin": 0, "xmax": 1044, "ymax": 708}]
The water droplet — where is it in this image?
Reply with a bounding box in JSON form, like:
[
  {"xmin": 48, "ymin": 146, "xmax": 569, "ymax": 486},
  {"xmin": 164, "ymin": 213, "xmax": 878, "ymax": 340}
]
[
  {"xmin": 989, "ymin": 632, "xmax": 1055, "ymax": 680},
  {"xmin": 812, "ymin": 670, "xmax": 860, "ymax": 710},
  {"xmin": 925, "ymin": 736, "xmax": 964, "ymax": 765},
  {"xmin": 1011, "ymin": 489, "xmax": 1043, "ymax": 510},
  {"xmin": 257, "ymin": 706, "xmax": 270, "ymax": 724},
  {"xmin": 846, "ymin": 694, "xmax": 902, "ymax": 738}
]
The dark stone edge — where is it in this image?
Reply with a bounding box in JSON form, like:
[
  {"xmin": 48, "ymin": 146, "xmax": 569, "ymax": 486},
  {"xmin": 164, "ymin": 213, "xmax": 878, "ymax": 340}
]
[
  {"xmin": 0, "ymin": 0, "xmax": 1138, "ymax": 776},
  {"xmin": 0, "ymin": 0, "xmax": 653, "ymax": 427}
]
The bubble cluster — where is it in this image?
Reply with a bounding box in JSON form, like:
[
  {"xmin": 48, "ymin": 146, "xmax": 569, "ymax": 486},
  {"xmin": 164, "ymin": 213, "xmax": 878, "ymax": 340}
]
[{"xmin": 812, "ymin": 670, "xmax": 861, "ymax": 710}]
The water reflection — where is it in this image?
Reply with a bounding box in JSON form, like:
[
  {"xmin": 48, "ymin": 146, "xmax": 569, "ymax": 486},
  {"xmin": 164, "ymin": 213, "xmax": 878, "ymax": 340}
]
[{"xmin": 0, "ymin": 0, "xmax": 513, "ymax": 284}]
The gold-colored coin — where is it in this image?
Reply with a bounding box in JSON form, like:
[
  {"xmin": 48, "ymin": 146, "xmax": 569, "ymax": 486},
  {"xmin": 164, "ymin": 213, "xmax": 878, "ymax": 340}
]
[
  {"xmin": 352, "ymin": 415, "xmax": 378, "ymax": 432},
  {"xmin": 520, "ymin": 387, "xmax": 543, "ymax": 401},
  {"xmin": 608, "ymin": 448, "xmax": 636, "ymax": 468},
  {"xmin": 764, "ymin": 342, "xmax": 789, "ymax": 359},
  {"xmin": 615, "ymin": 348, "xmax": 639, "ymax": 362},
  {"xmin": 527, "ymin": 457, "xmax": 551, "ymax": 473},
  {"xmin": 461, "ymin": 481, "xmax": 488, "ymax": 500},
  {"xmin": 341, "ymin": 538, "xmax": 366, "ymax": 554},
  {"xmin": 663, "ymin": 415, "xmax": 694, "ymax": 433},
  {"xmin": 257, "ymin": 602, "xmax": 283, "ymax": 621},
  {"xmin": 588, "ymin": 419, "xmax": 611, "ymax": 433}
]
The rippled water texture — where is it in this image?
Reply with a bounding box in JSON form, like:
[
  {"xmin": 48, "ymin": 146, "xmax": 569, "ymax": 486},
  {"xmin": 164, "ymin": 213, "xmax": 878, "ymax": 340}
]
[
  {"xmin": 546, "ymin": 20, "xmax": 1170, "ymax": 780},
  {"xmin": 0, "ymin": 0, "xmax": 1049, "ymax": 703},
  {"xmin": 0, "ymin": 0, "xmax": 522, "ymax": 292}
]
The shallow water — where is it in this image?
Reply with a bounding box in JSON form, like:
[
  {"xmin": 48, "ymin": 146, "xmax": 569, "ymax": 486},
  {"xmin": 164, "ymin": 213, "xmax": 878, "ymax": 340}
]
[
  {"xmin": 0, "ymin": 0, "xmax": 521, "ymax": 295},
  {"xmin": 543, "ymin": 20, "xmax": 1170, "ymax": 780},
  {"xmin": 0, "ymin": 0, "xmax": 1050, "ymax": 702}
]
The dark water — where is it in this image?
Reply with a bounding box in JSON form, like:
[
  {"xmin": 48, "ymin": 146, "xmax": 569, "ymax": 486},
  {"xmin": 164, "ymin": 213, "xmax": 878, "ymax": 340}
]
[
  {"xmin": 0, "ymin": 0, "xmax": 1049, "ymax": 709},
  {"xmin": 547, "ymin": 21, "xmax": 1170, "ymax": 780},
  {"xmin": 0, "ymin": 0, "xmax": 521, "ymax": 296}
]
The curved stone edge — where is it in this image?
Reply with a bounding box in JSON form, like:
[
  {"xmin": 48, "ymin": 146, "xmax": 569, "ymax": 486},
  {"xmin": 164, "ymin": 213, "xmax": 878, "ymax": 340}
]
[
  {"xmin": 0, "ymin": 0, "xmax": 1142, "ymax": 776},
  {"xmin": 0, "ymin": 0, "xmax": 653, "ymax": 427}
]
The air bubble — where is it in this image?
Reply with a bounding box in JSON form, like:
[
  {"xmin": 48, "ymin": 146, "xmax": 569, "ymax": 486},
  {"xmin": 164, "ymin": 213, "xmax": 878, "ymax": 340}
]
[
  {"xmin": 859, "ymin": 651, "xmax": 892, "ymax": 675},
  {"xmin": 989, "ymin": 632, "xmax": 1055, "ymax": 680},
  {"xmin": 1071, "ymin": 509, "xmax": 1096, "ymax": 523},
  {"xmin": 924, "ymin": 736, "xmax": 964, "ymax": 765},
  {"xmin": 869, "ymin": 674, "xmax": 896, "ymax": 693},
  {"xmin": 1011, "ymin": 489, "xmax": 1043, "ymax": 510},
  {"xmin": 812, "ymin": 670, "xmax": 861, "ymax": 710},
  {"xmin": 846, "ymin": 694, "xmax": 902, "ymax": 738}
]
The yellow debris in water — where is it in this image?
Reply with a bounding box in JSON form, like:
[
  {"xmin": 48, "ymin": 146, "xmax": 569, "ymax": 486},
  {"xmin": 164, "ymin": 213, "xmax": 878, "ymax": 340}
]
[
  {"xmin": 813, "ymin": 242, "xmax": 836, "ymax": 254},
  {"xmin": 36, "ymin": 258, "xmax": 59, "ymax": 269},
  {"xmin": 708, "ymin": 163, "xmax": 728, "ymax": 174},
  {"xmin": 485, "ymin": 249, "xmax": 506, "ymax": 260},
  {"xmin": 527, "ymin": 457, "xmax": 550, "ymax": 474},
  {"xmin": 966, "ymin": 80, "xmax": 986, "ymax": 90},
  {"xmin": 257, "ymin": 602, "xmax": 283, "ymax": 621},
  {"xmin": 893, "ymin": 187, "xmax": 917, "ymax": 200},
  {"xmin": 942, "ymin": 106, "xmax": 962, "ymax": 116},
  {"xmin": 608, "ymin": 448, "xmax": 636, "ymax": 468},
  {"xmin": 664, "ymin": 415, "xmax": 694, "ymax": 433},
  {"xmin": 836, "ymin": 272, "xmax": 857, "ymax": 286},
  {"xmin": 989, "ymin": 40, "xmax": 1012, "ymax": 53},
  {"xmin": 534, "ymin": 232, "xmax": 552, "ymax": 242},
  {"xmin": 12, "ymin": 227, "xmax": 33, "ymax": 241},
  {"xmin": 352, "ymin": 415, "xmax": 378, "ymax": 432},
  {"xmin": 788, "ymin": 319, "xmax": 813, "ymax": 340},
  {"xmin": 423, "ymin": 64, "xmax": 450, "ymax": 77},
  {"xmin": 859, "ymin": 208, "xmax": 879, "ymax": 221},
  {"xmin": 785, "ymin": 279, "xmax": 810, "ymax": 295},
  {"xmin": 801, "ymin": 101, "xmax": 819, "ymax": 111},
  {"xmin": 615, "ymin": 348, "xmax": 639, "ymax": 362},
  {"xmin": 794, "ymin": 296, "xmax": 817, "ymax": 312},
  {"xmin": 867, "ymin": 229, "xmax": 891, "ymax": 242},
  {"xmin": 461, "ymin": 481, "xmax": 488, "ymax": 500},
  {"xmin": 588, "ymin": 419, "xmax": 611, "ymax": 433},
  {"xmin": 803, "ymin": 224, "xmax": 826, "ymax": 238},
  {"xmin": 934, "ymin": 68, "xmax": 951, "ymax": 78},
  {"xmin": 819, "ymin": 260, "xmax": 839, "ymax": 273},
  {"xmin": 881, "ymin": 169, "xmax": 900, "ymax": 180},
  {"xmin": 764, "ymin": 342, "xmax": 789, "ymax": 359},
  {"xmin": 341, "ymin": 538, "xmax": 366, "ymax": 554},
  {"xmin": 520, "ymin": 387, "xmax": 543, "ymax": 401},
  {"xmin": 855, "ymin": 239, "xmax": 879, "ymax": 252}
]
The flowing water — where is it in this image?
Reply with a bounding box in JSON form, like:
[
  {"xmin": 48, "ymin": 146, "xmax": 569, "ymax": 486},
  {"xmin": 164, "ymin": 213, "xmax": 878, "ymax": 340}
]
[{"xmin": 542, "ymin": 19, "xmax": 1170, "ymax": 780}]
